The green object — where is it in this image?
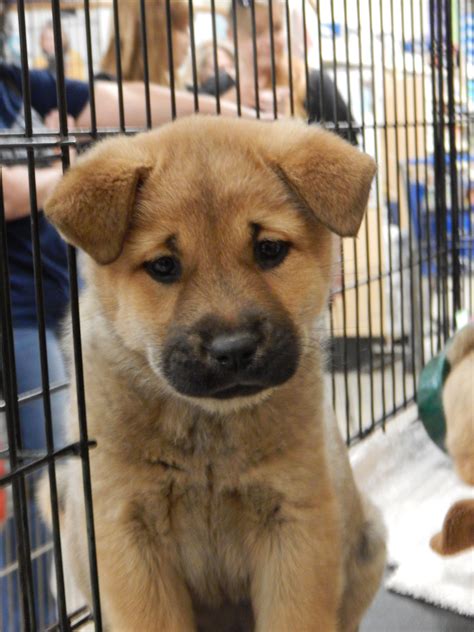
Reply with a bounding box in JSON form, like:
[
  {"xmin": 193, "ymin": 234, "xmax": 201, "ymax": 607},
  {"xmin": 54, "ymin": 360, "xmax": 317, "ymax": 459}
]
[{"xmin": 417, "ymin": 351, "xmax": 450, "ymax": 451}]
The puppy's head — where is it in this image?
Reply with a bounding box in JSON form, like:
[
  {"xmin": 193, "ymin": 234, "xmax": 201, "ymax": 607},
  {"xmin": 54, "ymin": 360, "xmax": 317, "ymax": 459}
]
[{"xmin": 45, "ymin": 117, "xmax": 375, "ymax": 410}]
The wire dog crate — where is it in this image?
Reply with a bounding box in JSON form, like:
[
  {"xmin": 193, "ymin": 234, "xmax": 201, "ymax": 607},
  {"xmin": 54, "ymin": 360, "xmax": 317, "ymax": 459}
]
[{"xmin": 0, "ymin": 0, "xmax": 472, "ymax": 630}]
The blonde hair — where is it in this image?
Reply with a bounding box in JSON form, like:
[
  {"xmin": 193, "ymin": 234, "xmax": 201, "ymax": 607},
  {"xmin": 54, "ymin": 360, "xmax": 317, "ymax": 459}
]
[
  {"xmin": 230, "ymin": 1, "xmax": 307, "ymax": 118},
  {"xmin": 100, "ymin": 0, "xmax": 188, "ymax": 86}
]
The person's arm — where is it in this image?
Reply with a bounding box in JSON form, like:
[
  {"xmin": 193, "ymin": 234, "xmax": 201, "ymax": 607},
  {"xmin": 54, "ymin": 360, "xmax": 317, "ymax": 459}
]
[
  {"xmin": 75, "ymin": 80, "xmax": 264, "ymax": 129},
  {"xmin": 1, "ymin": 163, "xmax": 63, "ymax": 221},
  {"xmin": 9, "ymin": 65, "xmax": 264, "ymax": 130}
]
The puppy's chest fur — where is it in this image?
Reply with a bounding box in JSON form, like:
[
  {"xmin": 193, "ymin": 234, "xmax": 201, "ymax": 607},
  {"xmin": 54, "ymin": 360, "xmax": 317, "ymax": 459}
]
[
  {"xmin": 142, "ymin": 462, "xmax": 281, "ymax": 604},
  {"xmin": 94, "ymin": 405, "xmax": 299, "ymax": 605}
]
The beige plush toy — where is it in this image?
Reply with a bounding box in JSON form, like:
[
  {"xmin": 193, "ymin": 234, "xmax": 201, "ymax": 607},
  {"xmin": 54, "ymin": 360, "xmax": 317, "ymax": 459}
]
[
  {"xmin": 430, "ymin": 323, "xmax": 474, "ymax": 557},
  {"xmin": 442, "ymin": 322, "xmax": 474, "ymax": 486}
]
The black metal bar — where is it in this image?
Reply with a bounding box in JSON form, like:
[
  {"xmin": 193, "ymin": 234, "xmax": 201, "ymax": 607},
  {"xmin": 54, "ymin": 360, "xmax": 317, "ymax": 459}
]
[
  {"xmin": 369, "ymin": 0, "xmax": 386, "ymax": 430},
  {"xmin": 456, "ymin": 0, "xmax": 468, "ymax": 318},
  {"xmin": 50, "ymin": 0, "xmax": 69, "ymax": 141},
  {"xmin": 329, "ymin": 0, "xmax": 350, "ymax": 437},
  {"xmin": 267, "ymin": 0, "xmax": 278, "ymax": 119},
  {"xmin": 379, "ymin": 0, "xmax": 398, "ymax": 416},
  {"xmin": 343, "ymin": 0, "xmax": 363, "ymax": 434},
  {"xmin": 27, "ymin": 154, "xmax": 69, "ymax": 629},
  {"xmin": 342, "ymin": 0, "xmax": 353, "ymax": 149},
  {"xmin": 15, "ymin": 0, "xmax": 32, "ymax": 137},
  {"xmin": 429, "ymin": 0, "xmax": 444, "ymax": 349},
  {"xmin": 429, "ymin": 0, "xmax": 444, "ymax": 351},
  {"xmin": 0, "ymin": 442, "xmax": 96, "ymax": 489},
  {"xmin": 210, "ymin": 0, "xmax": 221, "ymax": 114},
  {"xmin": 69, "ymin": 612, "xmax": 94, "ymax": 631},
  {"xmin": 111, "ymin": 0, "xmax": 126, "ymax": 131},
  {"xmin": 330, "ymin": 0, "xmax": 339, "ymax": 129},
  {"xmin": 230, "ymin": 0, "xmax": 242, "ymax": 117},
  {"xmin": 17, "ymin": 12, "xmax": 73, "ymax": 619},
  {"xmin": 83, "ymin": 0, "xmax": 97, "ymax": 136},
  {"xmin": 45, "ymin": 606, "xmax": 92, "ymax": 632},
  {"xmin": 409, "ymin": 0, "xmax": 426, "ymax": 371},
  {"xmin": 389, "ymin": 0, "xmax": 409, "ymax": 406},
  {"xmin": 0, "ymin": 135, "xmax": 77, "ymax": 149},
  {"xmin": 319, "ymin": 0, "xmax": 334, "ymax": 416},
  {"xmin": 284, "ymin": 0, "xmax": 295, "ymax": 116},
  {"xmin": 445, "ymin": 0, "xmax": 462, "ymax": 323},
  {"xmin": 165, "ymin": 0, "xmax": 177, "ymax": 120},
  {"xmin": 0, "ymin": 171, "xmax": 37, "ymax": 630},
  {"xmin": 421, "ymin": 0, "xmax": 435, "ymax": 359},
  {"xmin": 454, "ymin": 0, "xmax": 464, "ymax": 313},
  {"xmin": 188, "ymin": 0, "xmax": 200, "ymax": 113},
  {"xmin": 66, "ymin": 245, "xmax": 103, "ymax": 630},
  {"xmin": 301, "ymin": 0, "xmax": 310, "ymax": 121},
  {"xmin": 250, "ymin": 0, "xmax": 261, "ymax": 117},
  {"xmin": 465, "ymin": 0, "xmax": 473, "ymax": 316},
  {"xmin": 356, "ymin": 0, "xmax": 376, "ymax": 429},
  {"xmin": 462, "ymin": 0, "xmax": 473, "ymax": 317},
  {"xmin": 0, "ymin": 381, "xmax": 68, "ymax": 412},
  {"xmin": 139, "ymin": 0, "xmax": 153, "ymax": 129},
  {"xmin": 0, "ymin": 119, "xmax": 445, "ymax": 145},
  {"xmin": 8, "ymin": 3, "xmax": 46, "ymax": 626},
  {"xmin": 47, "ymin": 7, "xmax": 103, "ymax": 621},
  {"xmin": 36, "ymin": 509, "xmax": 46, "ymax": 628},
  {"xmin": 44, "ymin": 11, "xmax": 100, "ymax": 616},
  {"xmin": 400, "ymin": 0, "xmax": 418, "ymax": 388},
  {"xmin": 433, "ymin": 0, "xmax": 450, "ymax": 344}
]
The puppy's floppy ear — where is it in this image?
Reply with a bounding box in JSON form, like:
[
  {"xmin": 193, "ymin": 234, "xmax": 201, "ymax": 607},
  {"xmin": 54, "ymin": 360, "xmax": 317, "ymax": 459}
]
[
  {"xmin": 44, "ymin": 136, "xmax": 152, "ymax": 265},
  {"xmin": 261, "ymin": 121, "xmax": 376, "ymax": 237}
]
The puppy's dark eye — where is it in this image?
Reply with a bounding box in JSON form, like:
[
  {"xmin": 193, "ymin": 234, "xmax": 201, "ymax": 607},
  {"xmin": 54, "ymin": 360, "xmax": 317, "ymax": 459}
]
[
  {"xmin": 254, "ymin": 239, "xmax": 290, "ymax": 270},
  {"xmin": 144, "ymin": 256, "xmax": 181, "ymax": 284}
]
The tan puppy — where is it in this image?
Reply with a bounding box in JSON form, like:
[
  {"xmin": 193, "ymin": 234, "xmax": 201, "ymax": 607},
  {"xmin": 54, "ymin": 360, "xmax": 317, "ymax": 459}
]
[{"xmin": 44, "ymin": 117, "xmax": 385, "ymax": 632}]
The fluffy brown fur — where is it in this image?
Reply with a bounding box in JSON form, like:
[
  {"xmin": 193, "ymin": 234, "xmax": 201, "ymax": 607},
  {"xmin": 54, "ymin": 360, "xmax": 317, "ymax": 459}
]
[
  {"xmin": 443, "ymin": 323, "xmax": 474, "ymax": 486},
  {"xmin": 43, "ymin": 117, "xmax": 385, "ymax": 632}
]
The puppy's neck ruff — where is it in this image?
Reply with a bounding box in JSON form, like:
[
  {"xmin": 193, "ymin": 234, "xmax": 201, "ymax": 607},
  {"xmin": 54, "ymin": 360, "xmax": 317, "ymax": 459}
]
[{"xmin": 71, "ymin": 303, "xmax": 325, "ymax": 470}]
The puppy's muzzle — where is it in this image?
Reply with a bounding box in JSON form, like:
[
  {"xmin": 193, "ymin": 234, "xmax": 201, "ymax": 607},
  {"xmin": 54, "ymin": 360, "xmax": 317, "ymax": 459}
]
[{"xmin": 162, "ymin": 313, "xmax": 300, "ymax": 399}]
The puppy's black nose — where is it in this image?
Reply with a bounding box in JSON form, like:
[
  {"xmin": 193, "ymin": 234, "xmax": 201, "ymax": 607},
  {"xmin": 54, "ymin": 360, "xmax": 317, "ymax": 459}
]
[{"xmin": 208, "ymin": 331, "xmax": 259, "ymax": 371}]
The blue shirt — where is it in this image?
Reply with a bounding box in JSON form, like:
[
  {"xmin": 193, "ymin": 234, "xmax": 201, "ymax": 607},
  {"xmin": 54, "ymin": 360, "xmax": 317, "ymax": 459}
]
[{"xmin": 0, "ymin": 64, "xmax": 89, "ymax": 329}]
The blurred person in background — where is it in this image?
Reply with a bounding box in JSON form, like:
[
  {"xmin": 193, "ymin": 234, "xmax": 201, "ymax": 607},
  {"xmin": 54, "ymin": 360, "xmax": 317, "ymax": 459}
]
[
  {"xmin": 100, "ymin": 0, "xmax": 189, "ymax": 86},
  {"xmin": 196, "ymin": 0, "xmax": 357, "ymax": 142},
  {"xmin": 99, "ymin": 0, "xmax": 270, "ymax": 117},
  {"xmin": 33, "ymin": 20, "xmax": 85, "ymax": 80},
  {"xmin": 0, "ymin": 2, "xmax": 20, "ymax": 65}
]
